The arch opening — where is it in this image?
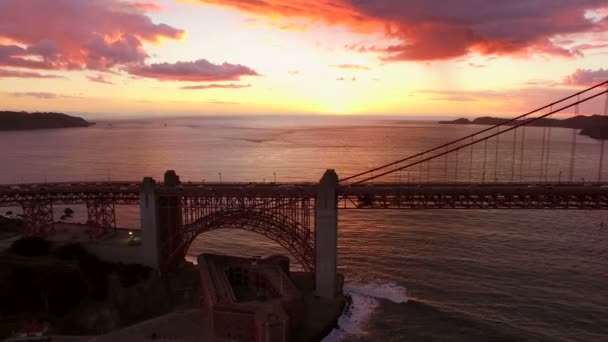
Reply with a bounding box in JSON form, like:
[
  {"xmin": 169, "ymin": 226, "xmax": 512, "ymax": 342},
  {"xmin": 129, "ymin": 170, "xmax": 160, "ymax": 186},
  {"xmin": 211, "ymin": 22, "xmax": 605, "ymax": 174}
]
[{"xmin": 168, "ymin": 209, "xmax": 315, "ymax": 272}]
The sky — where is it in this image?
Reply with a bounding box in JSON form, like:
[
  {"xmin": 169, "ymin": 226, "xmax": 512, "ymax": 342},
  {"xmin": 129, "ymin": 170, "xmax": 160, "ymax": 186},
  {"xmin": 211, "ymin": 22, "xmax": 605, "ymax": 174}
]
[{"xmin": 0, "ymin": 0, "xmax": 607, "ymax": 118}]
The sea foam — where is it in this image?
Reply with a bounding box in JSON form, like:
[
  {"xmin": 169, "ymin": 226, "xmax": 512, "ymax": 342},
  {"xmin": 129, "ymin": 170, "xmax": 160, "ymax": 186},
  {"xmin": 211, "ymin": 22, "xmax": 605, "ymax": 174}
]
[{"xmin": 322, "ymin": 282, "xmax": 408, "ymax": 342}]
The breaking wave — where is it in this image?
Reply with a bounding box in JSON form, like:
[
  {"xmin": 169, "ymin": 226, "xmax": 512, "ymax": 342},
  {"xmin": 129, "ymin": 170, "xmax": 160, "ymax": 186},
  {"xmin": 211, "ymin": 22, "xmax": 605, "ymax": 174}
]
[{"xmin": 322, "ymin": 282, "xmax": 408, "ymax": 341}]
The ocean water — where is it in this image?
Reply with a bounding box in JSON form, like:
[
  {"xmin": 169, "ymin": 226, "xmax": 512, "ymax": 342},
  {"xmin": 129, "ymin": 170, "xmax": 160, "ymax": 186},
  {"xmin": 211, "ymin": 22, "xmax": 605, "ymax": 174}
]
[{"xmin": 1, "ymin": 116, "xmax": 607, "ymax": 341}]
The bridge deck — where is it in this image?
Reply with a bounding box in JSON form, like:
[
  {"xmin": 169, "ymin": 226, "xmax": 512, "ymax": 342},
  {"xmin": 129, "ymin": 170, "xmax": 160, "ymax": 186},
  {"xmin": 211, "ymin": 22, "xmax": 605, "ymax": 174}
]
[{"xmin": 0, "ymin": 181, "xmax": 607, "ymax": 209}]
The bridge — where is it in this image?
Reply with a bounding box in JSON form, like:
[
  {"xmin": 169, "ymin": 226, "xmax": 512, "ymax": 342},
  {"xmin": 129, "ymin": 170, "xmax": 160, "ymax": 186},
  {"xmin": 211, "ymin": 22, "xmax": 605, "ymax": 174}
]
[{"xmin": 1, "ymin": 81, "xmax": 607, "ymax": 299}]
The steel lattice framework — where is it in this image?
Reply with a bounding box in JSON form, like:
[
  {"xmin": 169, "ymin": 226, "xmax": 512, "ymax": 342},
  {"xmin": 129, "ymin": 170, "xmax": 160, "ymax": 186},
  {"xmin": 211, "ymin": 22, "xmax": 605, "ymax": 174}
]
[
  {"xmin": 0, "ymin": 183, "xmax": 140, "ymax": 206},
  {"xmin": 338, "ymin": 184, "xmax": 608, "ymax": 209},
  {"xmin": 85, "ymin": 199, "xmax": 117, "ymax": 238},
  {"xmin": 157, "ymin": 187, "xmax": 316, "ymax": 271},
  {"xmin": 0, "ymin": 80, "xmax": 607, "ymax": 267},
  {"xmin": 20, "ymin": 200, "xmax": 54, "ymax": 236}
]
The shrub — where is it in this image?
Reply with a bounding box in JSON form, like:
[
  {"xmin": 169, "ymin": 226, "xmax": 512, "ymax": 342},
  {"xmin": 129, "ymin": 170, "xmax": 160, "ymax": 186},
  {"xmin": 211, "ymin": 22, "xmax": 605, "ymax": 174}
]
[
  {"xmin": 53, "ymin": 243, "xmax": 88, "ymax": 261},
  {"xmin": 46, "ymin": 268, "xmax": 87, "ymax": 315},
  {"xmin": 10, "ymin": 237, "xmax": 50, "ymax": 256},
  {"xmin": 115, "ymin": 263, "xmax": 152, "ymax": 287}
]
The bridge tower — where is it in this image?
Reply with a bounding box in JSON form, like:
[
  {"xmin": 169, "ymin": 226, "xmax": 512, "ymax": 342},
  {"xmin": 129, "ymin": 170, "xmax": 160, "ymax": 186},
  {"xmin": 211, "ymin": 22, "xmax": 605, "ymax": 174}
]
[
  {"xmin": 139, "ymin": 171, "xmax": 184, "ymax": 271},
  {"xmin": 157, "ymin": 170, "xmax": 184, "ymax": 271},
  {"xmin": 315, "ymin": 169, "xmax": 339, "ymax": 299},
  {"xmin": 140, "ymin": 177, "xmax": 161, "ymax": 269}
]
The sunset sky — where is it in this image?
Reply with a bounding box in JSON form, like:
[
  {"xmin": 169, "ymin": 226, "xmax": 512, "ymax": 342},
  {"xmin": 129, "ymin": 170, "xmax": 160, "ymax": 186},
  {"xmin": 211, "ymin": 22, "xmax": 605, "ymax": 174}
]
[{"xmin": 0, "ymin": 0, "xmax": 607, "ymax": 117}]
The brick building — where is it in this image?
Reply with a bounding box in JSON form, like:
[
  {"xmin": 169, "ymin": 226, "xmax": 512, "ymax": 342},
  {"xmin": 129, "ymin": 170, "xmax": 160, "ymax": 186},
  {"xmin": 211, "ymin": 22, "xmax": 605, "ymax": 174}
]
[{"xmin": 197, "ymin": 254, "xmax": 303, "ymax": 342}]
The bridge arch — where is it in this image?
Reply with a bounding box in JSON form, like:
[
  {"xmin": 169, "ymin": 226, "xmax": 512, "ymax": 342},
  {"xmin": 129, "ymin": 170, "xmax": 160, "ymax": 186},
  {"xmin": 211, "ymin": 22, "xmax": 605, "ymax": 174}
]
[{"xmin": 166, "ymin": 209, "xmax": 315, "ymax": 272}]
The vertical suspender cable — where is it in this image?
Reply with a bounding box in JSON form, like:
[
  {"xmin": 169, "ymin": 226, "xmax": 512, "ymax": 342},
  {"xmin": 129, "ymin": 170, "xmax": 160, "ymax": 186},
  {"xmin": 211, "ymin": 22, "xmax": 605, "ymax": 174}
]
[
  {"xmin": 598, "ymin": 89, "xmax": 608, "ymax": 183},
  {"xmin": 469, "ymin": 136, "xmax": 474, "ymax": 182},
  {"xmin": 482, "ymin": 139, "xmax": 488, "ymax": 183},
  {"xmin": 544, "ymin": 106, "xmax": 553, "ymax": 183},
  {"xmin": 511, "ymin": 127, "xmax": 518, "ymax": 182},
  {"xmin": 455, "ymin": 148, "xmax": 459, "ymax": 181},
  {"xmin": 444, "ymin": 145, "xmax": 448, "ymax": 181},
  {"xmin": 569, "ymin": 96, "xmax": 579, "ymax": 182},
  {"xmin": 520, "ymin": 124, "xmax": 526, "ymax": 182},
  {"xmin": 427, "ymin": 160, "xmax": 430, "ymax": 182},
  {"xmin": 494, "ymin": 127, "xmax": 499, "ymax": 182},
  {"xmin": 540, "ymin": 119, "xmax": 547, "ymax": 182}
]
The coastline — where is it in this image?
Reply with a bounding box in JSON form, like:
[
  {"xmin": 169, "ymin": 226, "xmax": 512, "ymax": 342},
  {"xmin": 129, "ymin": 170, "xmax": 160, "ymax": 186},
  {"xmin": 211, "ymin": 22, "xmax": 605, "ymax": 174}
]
[{"xmin": 439, "ymin": 115, "xmax": 608, "ymax": 140}]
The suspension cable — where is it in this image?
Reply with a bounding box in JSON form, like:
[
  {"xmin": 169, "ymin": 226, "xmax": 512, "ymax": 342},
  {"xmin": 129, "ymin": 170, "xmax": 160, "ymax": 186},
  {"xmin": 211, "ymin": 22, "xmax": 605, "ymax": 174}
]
[
  {"xmin": 520, "ymin": 125, "xmax": 526, "ymax": 182},
  {"xmin": 494, "ymin": 127, "xmax": 500, "ymax": 182},
  {"xmin": 339, "ymin": 81, "xmax": 608, "ymax": 183},
  {"xmin": 511, "ymin": 127, "xmax": 517, "ymax": 182},
  {"xmin": 347, "ymin": 89, "xmax": 608, "ymax": 185}
]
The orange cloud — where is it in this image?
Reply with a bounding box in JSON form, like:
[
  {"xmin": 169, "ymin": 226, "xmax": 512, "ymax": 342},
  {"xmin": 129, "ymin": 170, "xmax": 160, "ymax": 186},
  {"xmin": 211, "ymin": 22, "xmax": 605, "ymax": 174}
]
[
  {"xmin": 195, "ymin": 0, "xmax": 608, "ymax": 61},
  {"xmin": 0, "ymin": 0, "xmax": 183, "ymax": 71}
]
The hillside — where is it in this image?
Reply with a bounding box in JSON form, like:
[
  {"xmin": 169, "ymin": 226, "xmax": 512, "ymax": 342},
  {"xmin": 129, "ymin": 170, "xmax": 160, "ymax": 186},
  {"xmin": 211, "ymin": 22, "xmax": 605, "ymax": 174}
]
[
  {"xmin": 0, "ymin": 111, "xmax": 92, "ymax": 131},
  {"xmin": 439, "ymin": 115, "xmax": 608, "ymax": 140}
]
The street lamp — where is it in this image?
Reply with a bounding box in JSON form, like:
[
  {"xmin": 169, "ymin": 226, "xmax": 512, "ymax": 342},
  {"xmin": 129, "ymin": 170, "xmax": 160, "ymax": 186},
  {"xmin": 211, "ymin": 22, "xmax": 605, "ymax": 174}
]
[
  {"xmin": 219, "ymin": 173, "xmax": 222, "ymax": 184},
  {"xmin": 274, "ymin": 172, "xmax": 276, "ymax": 183}
]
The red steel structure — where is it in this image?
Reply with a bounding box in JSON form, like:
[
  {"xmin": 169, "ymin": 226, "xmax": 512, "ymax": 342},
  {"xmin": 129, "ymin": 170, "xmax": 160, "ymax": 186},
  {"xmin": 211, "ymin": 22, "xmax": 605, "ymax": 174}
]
[{"xmin": 0, "ymin": 81, "xmax": 607, "ymax": 273}]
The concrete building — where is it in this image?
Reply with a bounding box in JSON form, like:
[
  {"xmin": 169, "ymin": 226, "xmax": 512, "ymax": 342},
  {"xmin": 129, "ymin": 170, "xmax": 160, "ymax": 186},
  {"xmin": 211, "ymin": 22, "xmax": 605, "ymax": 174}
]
[{"xmin": 197, "ymin": 253, "xmax": 303, "ymax": 342}]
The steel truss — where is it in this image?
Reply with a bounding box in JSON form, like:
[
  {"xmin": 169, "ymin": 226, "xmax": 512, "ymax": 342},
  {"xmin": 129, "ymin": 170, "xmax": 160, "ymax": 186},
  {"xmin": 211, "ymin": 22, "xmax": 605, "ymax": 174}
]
[
  {"xmin": 86, "ymin": 199, "xmax": 116, "ymax": 238},
  {"xmin": 21, "ymin": 200, "xmax": 54, "ymax": 236},
  {"xmin": 0, "ymin": 187, "xmax": 139, "ymax": 207},
  {"xmin": 339, "ymin": 185, "xmax": 608, "ymax": 209},
  {"xmin": 159, "ymin": 194, "xmax": 316, "ymax": 272}
]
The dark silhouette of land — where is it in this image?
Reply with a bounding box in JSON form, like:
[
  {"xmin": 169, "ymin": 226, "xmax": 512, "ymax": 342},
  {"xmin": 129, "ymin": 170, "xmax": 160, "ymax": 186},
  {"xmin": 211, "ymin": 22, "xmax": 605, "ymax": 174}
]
[
  {"xmin": 440, "ymin": 115, "xmax": 608, "ymax": 139},
  {"xmin": 0, "ymin": 111, "xmax": 92, "ymax": 131}
]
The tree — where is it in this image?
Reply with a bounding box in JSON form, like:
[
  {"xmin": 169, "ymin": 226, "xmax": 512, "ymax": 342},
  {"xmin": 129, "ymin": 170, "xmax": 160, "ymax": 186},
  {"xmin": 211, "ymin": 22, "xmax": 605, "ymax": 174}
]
[{"xmin": 10, "ymin": 237, "xmax": 50, "ymax": 256}]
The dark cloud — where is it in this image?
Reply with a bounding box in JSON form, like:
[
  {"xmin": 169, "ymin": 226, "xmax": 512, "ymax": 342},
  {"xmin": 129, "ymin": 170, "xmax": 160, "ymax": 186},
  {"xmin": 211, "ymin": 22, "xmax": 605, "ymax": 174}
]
[
  {"xmin": 180, "ymin": 83, "xmax": 251, "ymax": 90},
  {"xmin": 128, "ymin": 59, "xmax": 259, "ymax": 81},
  {"xmin": 197, "ymin": 0, "xmax": 608, "ymax": 61},
  {"xmin": 419, "ymin": 89, "xmax": 508, "ymax": 102},
  {"xmin": 10, "ymin": 92, "xmax": 85, "ymax": 99},
  {"xmin": 86, "ymin": 74, "xmax": 114, "ymax": 84},
  {"xmin": 0, "ymin": 68, "xmax": 62, "ymax": 78},
  {"xmin": 563, "ymin": 68, "xmax": 608, "ymax": 86}
]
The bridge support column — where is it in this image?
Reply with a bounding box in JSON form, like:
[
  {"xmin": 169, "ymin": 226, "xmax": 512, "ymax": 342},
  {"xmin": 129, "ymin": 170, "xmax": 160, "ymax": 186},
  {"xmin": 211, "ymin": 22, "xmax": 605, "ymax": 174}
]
[
  {"xmin": 21, "ymin": 200, "xmax": 54, "ymax": 237},
  {"xmin": 86, "ymin": 199, "xmax": 116, "ymax": 239},
  {"xmin": 158, "ymin": 170, "xmax": 184, "ymax": 272},
  {"xmin": 140, "ymin": 177, "xmax": 160, "ymax": 270},
  {"xmin": 315, "ymin": 169, "xmax": 339, "ymax": 299}
]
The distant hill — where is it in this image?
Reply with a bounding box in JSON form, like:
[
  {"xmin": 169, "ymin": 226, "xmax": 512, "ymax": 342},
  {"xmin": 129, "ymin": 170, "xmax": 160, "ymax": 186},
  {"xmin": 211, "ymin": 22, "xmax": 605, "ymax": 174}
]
[
  {"xmin": 439, "ymin": 115, "xmax": 608, "ymax": 140},
  {"xmin": 0, "ymin": 111, "xmax": 92, "ymax": 131}
]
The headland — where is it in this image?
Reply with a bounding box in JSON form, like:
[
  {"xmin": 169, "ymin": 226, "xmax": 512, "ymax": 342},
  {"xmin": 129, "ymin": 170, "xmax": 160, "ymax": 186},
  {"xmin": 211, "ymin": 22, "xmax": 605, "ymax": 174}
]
[
  {"xmin": 439, "ymin": 115, "xmax": 608, "ymax": 139},
  {"xmin": 0, "ymin": 111, "xmax": 92, "ymax": 131}
]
